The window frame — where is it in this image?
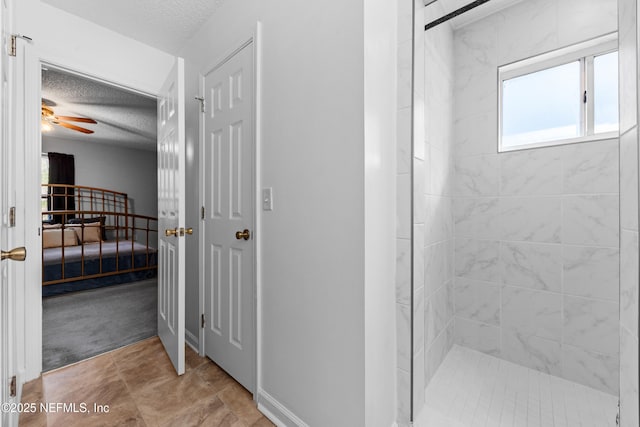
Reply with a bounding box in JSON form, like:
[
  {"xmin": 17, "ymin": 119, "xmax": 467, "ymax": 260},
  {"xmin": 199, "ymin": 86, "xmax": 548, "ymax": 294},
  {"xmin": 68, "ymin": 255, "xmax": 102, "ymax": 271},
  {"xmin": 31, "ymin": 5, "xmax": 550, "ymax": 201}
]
[
  {"xmin": 41, "ymin": 153, "xmax": 49, "ymax": 216},
  {"xmin": 498, "ymin": 33, "xmax": 618, "ymax": 152}
]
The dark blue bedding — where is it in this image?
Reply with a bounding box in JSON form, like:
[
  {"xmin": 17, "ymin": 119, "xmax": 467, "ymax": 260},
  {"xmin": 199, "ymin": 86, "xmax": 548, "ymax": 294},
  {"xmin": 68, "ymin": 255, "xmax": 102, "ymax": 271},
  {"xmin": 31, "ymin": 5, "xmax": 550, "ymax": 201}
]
[{"xmin": 43, "ymin": 241, "xmax": 157, "ymax": 297}]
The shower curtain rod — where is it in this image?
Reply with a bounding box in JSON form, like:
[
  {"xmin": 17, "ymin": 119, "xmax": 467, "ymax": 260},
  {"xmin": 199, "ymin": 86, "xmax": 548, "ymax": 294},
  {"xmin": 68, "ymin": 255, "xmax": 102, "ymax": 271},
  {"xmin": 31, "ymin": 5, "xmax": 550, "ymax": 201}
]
[{"xmin": 424, "ymin": 0, "xmax": 492, "ymax": 31}]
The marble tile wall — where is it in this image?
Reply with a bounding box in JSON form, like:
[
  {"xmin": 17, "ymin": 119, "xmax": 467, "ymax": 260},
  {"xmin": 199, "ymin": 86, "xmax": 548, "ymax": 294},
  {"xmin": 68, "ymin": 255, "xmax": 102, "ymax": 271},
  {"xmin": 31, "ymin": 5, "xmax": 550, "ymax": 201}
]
[
  {"xmin": 422, "ymin": 1, "xmax": 455, "ymax": 393},
  {"xmin": 451, "ymin": 0, "xmax": 621, "ymax": 395},
  {"xmin": 618, "ymin": 0, "xmax": 639, "ymax": 425}
]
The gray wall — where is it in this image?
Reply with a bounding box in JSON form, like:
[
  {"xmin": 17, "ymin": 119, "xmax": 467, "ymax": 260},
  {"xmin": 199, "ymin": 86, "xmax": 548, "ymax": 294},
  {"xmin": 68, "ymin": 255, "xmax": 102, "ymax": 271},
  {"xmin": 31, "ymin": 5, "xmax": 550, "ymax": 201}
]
[
  {"xmin": 42, "ymin": 136, "xmax": 157, "ymax": 218},
  {"xmin": 618, "ymin": 0, "xmax": 639, "ymax": 424},
  {"xmin": 450, "ymin": 0, "xmax": 620, "ymax": 394},
  {"xmin": 179, "ymin": 1, "xmax": 397, "ymax": 425}
]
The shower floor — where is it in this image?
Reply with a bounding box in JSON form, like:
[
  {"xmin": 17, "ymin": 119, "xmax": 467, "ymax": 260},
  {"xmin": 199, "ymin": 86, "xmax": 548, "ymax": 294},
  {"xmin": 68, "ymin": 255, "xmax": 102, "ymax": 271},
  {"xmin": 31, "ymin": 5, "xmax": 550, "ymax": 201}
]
[{"xmin": 417, "ymin": 345, "xmax": 618, "ymax": 427}]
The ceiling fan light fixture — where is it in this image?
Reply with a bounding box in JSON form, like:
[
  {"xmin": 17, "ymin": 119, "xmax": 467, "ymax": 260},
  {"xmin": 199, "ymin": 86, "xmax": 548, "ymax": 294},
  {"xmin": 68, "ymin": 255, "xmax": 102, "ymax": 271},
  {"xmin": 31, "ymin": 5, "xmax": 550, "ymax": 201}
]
[{"xmin": 41, "ymin": 101, "xmax": 96, "ymax": 134}]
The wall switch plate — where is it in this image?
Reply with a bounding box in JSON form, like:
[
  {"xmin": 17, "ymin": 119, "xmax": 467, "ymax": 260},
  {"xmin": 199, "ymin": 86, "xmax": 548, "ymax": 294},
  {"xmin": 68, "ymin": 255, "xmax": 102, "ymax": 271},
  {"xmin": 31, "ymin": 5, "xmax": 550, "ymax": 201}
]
[{"xmin": 262, "ymin": 188, "xmax": 273, "ymax": 211}]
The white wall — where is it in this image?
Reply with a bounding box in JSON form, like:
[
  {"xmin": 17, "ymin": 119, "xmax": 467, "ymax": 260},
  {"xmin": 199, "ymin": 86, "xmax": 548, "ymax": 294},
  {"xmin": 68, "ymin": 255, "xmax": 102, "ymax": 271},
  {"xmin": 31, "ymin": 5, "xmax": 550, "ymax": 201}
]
[
  {"xmin": 618, "ymin": 0, "xmax": 639, "ymax": 424},
  {"xmin": 42, "ymin": 137, "xmax": 157, "ymax": 218},
  {"xmin": 180, "ymin": 1, "xmax": 396, "ymax": 425},
  {"xmin": 450, "ymin": 0, "xmax": 620, "ymax": 394},
  {"xmin": 363, "ymin": 0, "xmax": 398, "ymax": 426},
  {"xmin": 16, "ymin": 1, "xmax": 174, "ymax": 95}
]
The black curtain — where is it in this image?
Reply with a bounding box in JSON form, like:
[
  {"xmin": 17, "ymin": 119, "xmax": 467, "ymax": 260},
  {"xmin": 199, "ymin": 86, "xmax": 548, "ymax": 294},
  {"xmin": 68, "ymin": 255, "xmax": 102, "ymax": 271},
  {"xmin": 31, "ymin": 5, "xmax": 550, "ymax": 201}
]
[{"xmin": 47, "ymin": 152, "xmax": 75, "ymax": 223}]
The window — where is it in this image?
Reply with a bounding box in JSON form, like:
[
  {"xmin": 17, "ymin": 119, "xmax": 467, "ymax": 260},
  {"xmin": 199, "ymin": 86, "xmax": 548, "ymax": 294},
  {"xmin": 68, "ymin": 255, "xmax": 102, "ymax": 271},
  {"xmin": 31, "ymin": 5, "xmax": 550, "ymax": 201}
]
[{"xmin": 499, "ymin": 34, "xmax": 618, "ymax": 152}]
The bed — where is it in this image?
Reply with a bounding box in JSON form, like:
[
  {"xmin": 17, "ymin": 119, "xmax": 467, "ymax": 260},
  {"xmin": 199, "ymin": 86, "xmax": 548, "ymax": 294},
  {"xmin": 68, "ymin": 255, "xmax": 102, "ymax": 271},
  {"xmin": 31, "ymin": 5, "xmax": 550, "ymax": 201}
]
[{"xmin": 42, "ymin": 184, "xmax": 158, "ymax": 296}]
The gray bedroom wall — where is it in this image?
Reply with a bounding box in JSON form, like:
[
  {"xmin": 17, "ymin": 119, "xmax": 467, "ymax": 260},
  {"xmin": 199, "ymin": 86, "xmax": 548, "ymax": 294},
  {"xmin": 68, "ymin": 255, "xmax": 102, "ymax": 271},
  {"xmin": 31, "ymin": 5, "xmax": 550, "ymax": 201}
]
[{"xmin": 42, "ymin": 136, "xmax": 158, "ymax": 218}]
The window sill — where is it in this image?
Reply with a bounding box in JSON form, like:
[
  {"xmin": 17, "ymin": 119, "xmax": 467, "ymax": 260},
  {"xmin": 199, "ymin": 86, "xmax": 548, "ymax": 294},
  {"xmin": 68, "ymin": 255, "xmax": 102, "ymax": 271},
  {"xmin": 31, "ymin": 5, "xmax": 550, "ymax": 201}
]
[{"xmin": 498, "ymin": 131, "xmax": 619, "ymax": 153}]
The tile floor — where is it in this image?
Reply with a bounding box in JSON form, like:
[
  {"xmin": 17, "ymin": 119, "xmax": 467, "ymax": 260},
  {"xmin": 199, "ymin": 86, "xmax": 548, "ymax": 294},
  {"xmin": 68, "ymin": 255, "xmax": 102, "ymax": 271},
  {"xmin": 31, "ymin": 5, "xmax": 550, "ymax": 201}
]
[
  {"xmin": 417, "ymin": 345, "xmax": 619, "ymax": 427},
  {"xmin": 19, "ymin": 337, "xmax": 274, "ymax": 427}
]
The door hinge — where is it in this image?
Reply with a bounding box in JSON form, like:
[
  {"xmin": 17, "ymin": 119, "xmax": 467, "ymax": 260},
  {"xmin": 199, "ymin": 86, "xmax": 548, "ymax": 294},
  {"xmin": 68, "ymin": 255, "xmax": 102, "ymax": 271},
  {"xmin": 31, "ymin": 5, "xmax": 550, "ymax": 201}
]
[
  {"xmin": 194, "ymin": 96, "xmax": 206, "ymax": 113},
  {"xmin": 201, "ymin": 206, "xmax": 205, "ymax": 220},
  {"xmin": 201, "ymin": 314, "xmax": 205, "ymax": 328},
  {"xmin": 9, "ymin": 34, "xmax": 33, "ymax": 57},
  {"xmin": 8, "ymin": 207, "xmax": 15, "ymax": 227},
  {"xmin": 9, "ymin": 375, "xmax": 16, "ymax": 397}
]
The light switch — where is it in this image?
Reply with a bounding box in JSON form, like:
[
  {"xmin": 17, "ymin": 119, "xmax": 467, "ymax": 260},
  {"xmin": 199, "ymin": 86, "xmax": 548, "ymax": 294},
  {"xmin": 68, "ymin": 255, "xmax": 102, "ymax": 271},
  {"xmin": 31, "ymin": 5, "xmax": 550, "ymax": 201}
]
[{"xmin": 262, "ymin": 188, "xmax": 273, "ymax": 211}]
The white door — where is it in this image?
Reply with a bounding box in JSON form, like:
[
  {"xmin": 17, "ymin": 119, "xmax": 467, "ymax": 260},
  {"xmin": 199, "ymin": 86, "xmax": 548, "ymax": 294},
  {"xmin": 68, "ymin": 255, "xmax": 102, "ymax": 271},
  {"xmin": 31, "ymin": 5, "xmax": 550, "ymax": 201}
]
[
  {"xmin": 203, "ymin": 42, "xmax": 255, "ymax": 392},
  {"xmin": 1, "ymin": 0, "xmax": 22, "ymax": 425},
  {"xmin": 157, "ymin": 58, "xmax": 186, "ymax": 375}
]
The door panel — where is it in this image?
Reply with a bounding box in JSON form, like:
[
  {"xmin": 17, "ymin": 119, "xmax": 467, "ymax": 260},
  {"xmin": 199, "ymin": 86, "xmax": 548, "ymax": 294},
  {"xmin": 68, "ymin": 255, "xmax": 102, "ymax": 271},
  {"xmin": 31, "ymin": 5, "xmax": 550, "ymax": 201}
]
[
  {"xmin": 204, "ymin": 43, "xmax": 255, "ymax": 392},
  {"xmin": 157, "ymin": 58, "xmax": 186, "ymax": 375}
]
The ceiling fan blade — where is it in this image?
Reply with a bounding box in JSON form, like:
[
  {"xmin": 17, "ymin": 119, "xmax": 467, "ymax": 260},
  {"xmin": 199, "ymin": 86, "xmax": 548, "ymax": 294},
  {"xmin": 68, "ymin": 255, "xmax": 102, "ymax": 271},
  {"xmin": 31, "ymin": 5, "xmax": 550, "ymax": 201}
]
[
  {"xmin": 41, "ymin": 98, "xmax": 57, "ymax": 107},
  {"xmin": 54, "ymin": 116, "xmax": 97, "ymax": 124},
  {"xmin": 54, "ymin": 121, "xmax": 94, "ymax": 134}
]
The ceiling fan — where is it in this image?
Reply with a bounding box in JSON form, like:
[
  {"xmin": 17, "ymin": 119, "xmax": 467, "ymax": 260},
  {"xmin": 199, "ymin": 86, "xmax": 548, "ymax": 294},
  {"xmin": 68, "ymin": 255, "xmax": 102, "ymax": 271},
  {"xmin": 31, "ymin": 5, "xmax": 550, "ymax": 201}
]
[{"xmin": 41, "ymin": 101, "xmax": 97, "ymax": 134}]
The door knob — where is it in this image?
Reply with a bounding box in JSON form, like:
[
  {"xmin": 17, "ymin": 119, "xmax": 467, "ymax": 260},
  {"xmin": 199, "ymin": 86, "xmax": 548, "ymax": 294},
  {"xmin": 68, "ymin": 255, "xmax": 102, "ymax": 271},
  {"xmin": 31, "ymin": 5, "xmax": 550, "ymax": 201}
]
[
  {"xmin": 235, "ymin": 229, "xmax": 250, "ymax": 240},
  {"xmin": 1, "ymin": 247, "xmax": 26, "ymax": 262},
  {"xmin": 165, "ymin": 228, "xmax": 178, "ymax": 237},
  {"xmin": 181, "ymin": 227, "xmax": 193, "ymax": 236}
]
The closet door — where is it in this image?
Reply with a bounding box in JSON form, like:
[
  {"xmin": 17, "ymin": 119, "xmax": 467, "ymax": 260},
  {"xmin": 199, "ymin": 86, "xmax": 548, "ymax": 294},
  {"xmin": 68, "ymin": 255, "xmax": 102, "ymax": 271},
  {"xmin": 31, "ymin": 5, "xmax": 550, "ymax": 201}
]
[{"xmin": 203, "ymin": 42, "xmax": 255, "ymax": 392}]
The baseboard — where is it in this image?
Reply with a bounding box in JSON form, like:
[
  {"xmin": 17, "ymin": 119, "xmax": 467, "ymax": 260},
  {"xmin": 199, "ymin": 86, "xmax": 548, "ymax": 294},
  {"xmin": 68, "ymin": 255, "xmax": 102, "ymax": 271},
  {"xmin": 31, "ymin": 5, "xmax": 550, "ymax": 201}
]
[
  {"xmin": 257, "ymin": 388, "xmax": 308, "ymax": 427},
  {"xmin": 185, "ymin": 329, "xmax": 199, "ymax": 350}
]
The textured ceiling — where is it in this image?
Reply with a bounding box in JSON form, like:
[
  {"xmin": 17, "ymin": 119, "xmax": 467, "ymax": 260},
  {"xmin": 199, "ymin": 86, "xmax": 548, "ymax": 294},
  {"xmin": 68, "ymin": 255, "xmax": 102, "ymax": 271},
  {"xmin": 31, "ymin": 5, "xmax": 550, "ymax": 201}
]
[
  {"xmin": 41, "ymin": 0, "xmax": 225, "ymax": 54},
  {"xmin": 428, "ymin": 0, "xmax": 523, "ymax": 29},
  {"xmin": 42, "ymin": 67, "xmax": 157, "ymax": 151}
]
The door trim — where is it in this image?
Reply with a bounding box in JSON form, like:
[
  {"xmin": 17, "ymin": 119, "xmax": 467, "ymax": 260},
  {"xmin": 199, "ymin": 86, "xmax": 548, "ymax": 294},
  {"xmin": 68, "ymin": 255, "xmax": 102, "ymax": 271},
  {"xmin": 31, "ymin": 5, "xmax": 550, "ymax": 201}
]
[
  {"xmin": 3, "ymin": 0, "xmax": 24, "ymax": 421},
  {"xmin": 198, "ymin": 22, "xmax": 262, "ymax": 397}
]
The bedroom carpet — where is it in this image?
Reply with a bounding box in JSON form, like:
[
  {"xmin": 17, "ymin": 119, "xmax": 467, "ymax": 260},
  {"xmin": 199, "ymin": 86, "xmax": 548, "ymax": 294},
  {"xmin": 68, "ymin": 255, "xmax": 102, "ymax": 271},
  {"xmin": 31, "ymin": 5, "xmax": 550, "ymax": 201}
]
[{"xmin": 42, "ymin": 278, "xmax": 157, "ymax": 372}]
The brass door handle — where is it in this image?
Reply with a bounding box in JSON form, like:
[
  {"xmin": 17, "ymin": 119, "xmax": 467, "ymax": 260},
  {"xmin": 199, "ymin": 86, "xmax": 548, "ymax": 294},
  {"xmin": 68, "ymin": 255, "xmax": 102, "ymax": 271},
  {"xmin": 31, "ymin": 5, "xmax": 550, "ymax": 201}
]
[
  {"xmin": 167, "ymin": 228, "xmax": 193, "ymax": 237},
  {"xmin": 235, "ymin": 229, "xmax": 250, "ymax": 240},
  {"xmin": 1, "ymin": 247, "xmax": 26, "ymax": 262}
]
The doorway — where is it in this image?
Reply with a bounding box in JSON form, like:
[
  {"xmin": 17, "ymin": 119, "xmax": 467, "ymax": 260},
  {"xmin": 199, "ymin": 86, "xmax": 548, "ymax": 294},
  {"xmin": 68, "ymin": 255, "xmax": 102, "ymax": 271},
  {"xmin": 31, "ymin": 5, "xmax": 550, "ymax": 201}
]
[{"xmin": 38, "ymin": 64, "xmax": 160, "ymax": 371}]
